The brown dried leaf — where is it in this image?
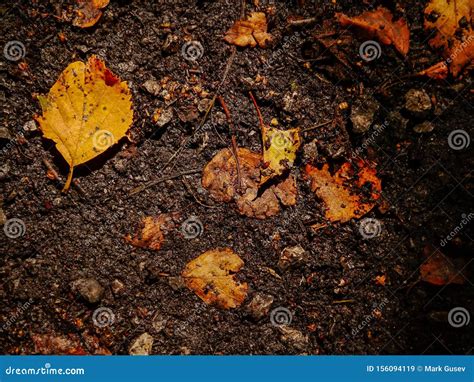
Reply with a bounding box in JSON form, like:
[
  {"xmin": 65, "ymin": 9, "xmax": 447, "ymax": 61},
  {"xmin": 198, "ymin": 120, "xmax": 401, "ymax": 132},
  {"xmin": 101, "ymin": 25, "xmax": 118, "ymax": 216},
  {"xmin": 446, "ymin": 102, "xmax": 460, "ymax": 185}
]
[
  {"xmin": 305, "ymin": 159, "xmax": 382, "ymax": 223},
  {"xmin": 125, "ymin": 213, "xmax": 179, "ymax": 251},
  {"xmin": 182, "ymin": 248, "xmax": 248, "ymax": 309},
  {"xmin": 336, "ymin": 7, "xmax": 410, "ymax": 55},
  {"xmin": 224, "ymin": 12, "xmax": 272, "ymax": 48},
  {"xmin": 202, "ymin": 148, "xmax": 297, "ymax": 219},
  {"xmin": 420, "ymin": 245, "xmax": 466, "ymax": 286}
]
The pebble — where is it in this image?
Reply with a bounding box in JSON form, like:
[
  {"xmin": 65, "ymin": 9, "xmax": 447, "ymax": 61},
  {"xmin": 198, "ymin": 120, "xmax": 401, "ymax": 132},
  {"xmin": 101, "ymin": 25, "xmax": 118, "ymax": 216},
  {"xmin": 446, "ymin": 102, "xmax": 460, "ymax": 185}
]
[
  {"xmin": 152, "ymin": 313, "xmax": 168, "ymax": 333},
  {"xmin": 23, "ymin": 120, "xmax": 37, "ymax": 132},
  {"xmin": 278, "ymin": 245, "xmax": 308, "ymax": 271},
  {"xmin": 245, "ymin": 293, "xmax": 274, "ymax": 320},
  {"xmin": 154, "ymin": 108, "xmax": 173, "ymax": 128},
  {"xmin": 413, "ymin": 121, "xmax": 435, "ymax": 133},
  {"xmin": 143, "ymin": 80, "xmax": 161, "ymax": 96},
  {"xmin": 71, "ymin": 278, "xmax": 105, "ymax": 304},
  {"xmin": 350, "ymin": 94, "xmax": 380, "ymax": 134},
  {"xmin": 302, "ymin": 139, "xmax": 318, "ymax": 164},
  {"xmin": 129, "ymin": 333, "xmax": 154, "ymax": 355},
  {"xmin": 0, "ymin": 163, "xmax": 10, "ymax": 180},
  {"xmin": 111, "ymin": 279, "xmax": 125, "ymax": 295},
  {"xmin": 0, "ymin": 127, "xmax": 12, "ymax": 141},
  {"xmin": 113, "ymin": 159, "xmax": 128, "ymax": 174},
  {"xmin": 279, "ymin": 326, "xmax": 309, "ymax": 351},
  {"xmin": 405, "ymin": 89, "xmax": 432, "ymax": 118}
]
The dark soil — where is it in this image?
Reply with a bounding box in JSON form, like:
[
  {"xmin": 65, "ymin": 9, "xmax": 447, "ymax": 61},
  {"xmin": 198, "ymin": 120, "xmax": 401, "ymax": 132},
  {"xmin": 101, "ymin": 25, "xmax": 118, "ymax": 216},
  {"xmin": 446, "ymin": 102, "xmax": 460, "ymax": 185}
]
[{"xmin": 1, "ymin": 0, "xmax": 473, "ymax": 355}]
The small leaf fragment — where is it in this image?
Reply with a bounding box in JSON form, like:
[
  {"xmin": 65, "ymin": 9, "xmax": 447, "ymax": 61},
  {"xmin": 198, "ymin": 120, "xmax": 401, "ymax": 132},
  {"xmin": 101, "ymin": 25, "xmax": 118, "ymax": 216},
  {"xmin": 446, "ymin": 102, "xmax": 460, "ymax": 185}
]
[
  {"xmin": 73, "ymin": 0, "xmax": 110, "ymax": 28},
  {"xmin": 261, "ymin": 126, "xmax": 301, "ymax": 183},
  {"xmin": 420, "ymin": 245, "xmax": 466, "ymax": 286},
  {"xmin": 224, "ymin": 12, "xmax": 272, "ymax": 48},
  {"xmin": 305, "ymin": 159, "xmax": 381, "ymax": 223},
  {"xmin": 336, "ymin": 7, "xmax": 410, "ymax": 55},
  {"xmin": 182, "ymin": 248, "xmax": 248, "ymax": 309},
  {"xmin": 35, "ymin": 56, "xmax": 133, "ymax": 191},
  {"xmin": 125, "ymin": 213, "xmax": 179, "ymax": 251}
]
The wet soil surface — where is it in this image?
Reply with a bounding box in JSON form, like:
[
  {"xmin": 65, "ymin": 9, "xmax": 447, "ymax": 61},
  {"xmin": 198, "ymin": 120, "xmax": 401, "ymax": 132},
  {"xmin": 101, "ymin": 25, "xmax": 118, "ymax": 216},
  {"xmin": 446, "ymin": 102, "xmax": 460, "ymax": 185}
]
[{"xmin": 0, "ymin": 0, "xmax": 473, "ymax": 354}]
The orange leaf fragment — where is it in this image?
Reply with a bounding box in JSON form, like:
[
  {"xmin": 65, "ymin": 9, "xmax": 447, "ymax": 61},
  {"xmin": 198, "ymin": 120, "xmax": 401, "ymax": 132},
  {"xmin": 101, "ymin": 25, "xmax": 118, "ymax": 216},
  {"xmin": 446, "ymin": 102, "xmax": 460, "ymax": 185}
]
[
  {"xmin": 305, "ymin": 159, "xmax": 381, "ymax": 223},
  {"xmin": 182, "ymin": 248, "xmax": 248, "ymax": 309},
  {"xmin": 224, "ymin": 12, "xmax": 272, "ymax": 48},
  {"xmin": 73, "ymin": 0, "xmax": 110, "ymax": 28},
  {"xmin": 424, "ymin": 0, "xmax": 473, "ymax": 77},
  {"xmin": 420, "ymin": 246, "xmax": 466, "ymax": 286},
  {"xmin": 125, "ymin": 213, "xmax": 179, "ymax": 251},
  {"xmin": 336, "ymin": 7, "xmax": 410, "ymax": 55},
  {"xmin": 418, "ymin": 61, "xmax": 449, "ymax": 79}
]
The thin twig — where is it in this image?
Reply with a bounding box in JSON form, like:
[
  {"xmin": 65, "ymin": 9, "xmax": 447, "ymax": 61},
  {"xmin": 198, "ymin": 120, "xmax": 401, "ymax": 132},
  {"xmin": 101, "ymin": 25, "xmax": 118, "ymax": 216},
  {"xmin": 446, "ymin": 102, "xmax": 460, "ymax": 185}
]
[
  {"xmin": 301, "ymin": 120, "xmax": 332, "ymax": 132},
  {"xmin": 42, "ymin": 158, "xmax": 85, "ymax": 194},
  {"xmin": 128, "ymin": 168, "xmax": 201, "ymax": 196},
  {"xmin": 217, "ymin": 95, "xmax": 242, "ymax": 192},
  {"xmin": 248, "ymin": 91, "xmax": 266, "ymax": 137}
]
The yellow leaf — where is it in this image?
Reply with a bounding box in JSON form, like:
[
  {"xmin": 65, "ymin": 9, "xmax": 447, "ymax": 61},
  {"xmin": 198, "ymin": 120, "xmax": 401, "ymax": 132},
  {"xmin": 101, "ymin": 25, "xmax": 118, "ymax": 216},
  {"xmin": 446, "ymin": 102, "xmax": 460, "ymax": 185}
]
[
  {"xmin": 424, "ymin": 0, "xmax": 474, "ymax": 76},
  {"xmin": 73, "ymin": 0, "xmax": 110, "ymax": 28},
  {"xmin": 182, "ymin": 248, "xmax": 248, "ymax": 309},
  {"xmin": 35, "ymin": 56, "xmax": 133, "ymax": 191},
  {"xmin": 261, "ymin": 126, "xmax": 301, "ymax": 183}
]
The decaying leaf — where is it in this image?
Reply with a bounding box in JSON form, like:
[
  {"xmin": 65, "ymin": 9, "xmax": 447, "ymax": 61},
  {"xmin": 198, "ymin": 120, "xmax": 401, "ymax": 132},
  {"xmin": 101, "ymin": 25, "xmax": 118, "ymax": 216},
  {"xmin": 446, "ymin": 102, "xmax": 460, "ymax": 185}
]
[
  {"xmin": 32, "ymin": 332, "xmax": 110, "ymax": 355},
  {"xmin": 424, "ymin": 0, "xmax": 473, "ymax": 76},
  {"xmin": 420, "ymin": 245, "xmax": 466, "ymax": 286},
  {"xmin": 202, "ymin": 148, "xmax": 297, "ymax": 219},
  {"xmin": 35, "ymin": 56, "xmax": 133, "ymax": 191},
  {"xmin": 224, "ymin": 12, "xmax": 272, "ymax": 48},
  {"xmin": 305, "ymin": 159, "xmax": 381, "ymax": 223},
  {"xmin": 261, "ymin": 126, "xmax": 301, "ymax": 183},
  {"xmin": 336, "ymin": 7, "xmax": 410, "ymax": 55},
  {"xmin": 182, "ymin": 248, "xmax": 248, "ymax": 309},
  {"xmin": 125, "ymin": 213, "xmax": 179, "ymax": 251},
  {"xmin": 73, "ymin": 0, "xmax": 110, "ymax": 28},
  {"xmin": 418, "ymin": 61, "xmax": 449, "ymax": 79}
]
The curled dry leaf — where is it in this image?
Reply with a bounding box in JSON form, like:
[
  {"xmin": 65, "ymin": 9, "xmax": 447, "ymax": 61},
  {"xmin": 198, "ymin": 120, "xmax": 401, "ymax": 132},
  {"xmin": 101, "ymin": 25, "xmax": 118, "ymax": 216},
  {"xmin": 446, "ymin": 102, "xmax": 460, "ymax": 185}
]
[
  {"xmin": 73, "ymin": 0, "xmax": 110, "ymax": 28},
  {"xmin": 418, "ymin": 61, "xmax": 449, "ymax": 79},
  {"xmin": 424, "ymin": 0, "xmax": 473, "ymax": 77},
  {"xmin": 420, "ymin": 245, "xmax": 466, "ymax": 286},
  {"xmin": 35, "ymin": 56, "xmax": 133, "ymax": 191},
  {"xmin": 336, "ymin": 7, "xmax": 410, "ymax": 55},
  {"xmin": 261, "ymin": 126, "xmax": 301, "ymax": 183},
  {"xmin": 182, "ymin": 248, "xmax": 248, "ymax": 309},
  {"xmin": 305, "ymin": 159, "xmax": 381, "ymax": 223},
  {"xmin": 125, "ymin": 213, "xmax": 179, "ymax": 251},
  {"xmin": 202, "ymin": 148, "xmax": 297, "ymax": 219},
  {"xmin": 224, "ymin": 12, "xmax": 272, "ymax": 48}
]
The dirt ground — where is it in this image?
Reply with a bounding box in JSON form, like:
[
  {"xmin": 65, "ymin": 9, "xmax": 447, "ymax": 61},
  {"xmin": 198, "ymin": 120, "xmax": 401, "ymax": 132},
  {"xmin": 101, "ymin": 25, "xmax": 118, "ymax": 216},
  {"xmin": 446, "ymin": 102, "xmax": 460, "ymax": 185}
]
[{"xmin": 0, "ymin": 0, "xmax": 473, "ymax": 355}]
